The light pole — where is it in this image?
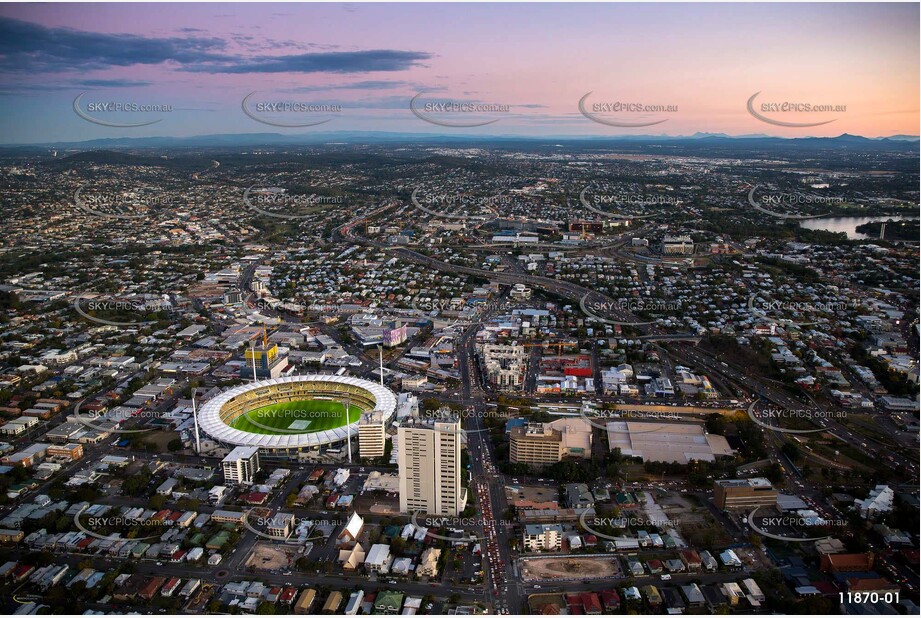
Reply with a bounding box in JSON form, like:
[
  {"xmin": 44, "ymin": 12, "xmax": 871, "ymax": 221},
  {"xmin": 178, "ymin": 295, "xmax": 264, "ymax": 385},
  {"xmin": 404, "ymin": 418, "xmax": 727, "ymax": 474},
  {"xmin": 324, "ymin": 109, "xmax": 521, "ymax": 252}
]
[{"xmin": 191, "ymin": 387, "xmax": 201, "ymax": 454}]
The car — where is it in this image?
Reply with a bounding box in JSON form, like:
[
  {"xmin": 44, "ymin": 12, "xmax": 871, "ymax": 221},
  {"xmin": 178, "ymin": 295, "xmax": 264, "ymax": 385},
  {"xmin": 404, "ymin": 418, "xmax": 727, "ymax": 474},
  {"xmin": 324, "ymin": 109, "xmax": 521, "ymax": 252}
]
[{"xmin": 660, "ymin": 574, "xmax": 672, "ymax": 581}]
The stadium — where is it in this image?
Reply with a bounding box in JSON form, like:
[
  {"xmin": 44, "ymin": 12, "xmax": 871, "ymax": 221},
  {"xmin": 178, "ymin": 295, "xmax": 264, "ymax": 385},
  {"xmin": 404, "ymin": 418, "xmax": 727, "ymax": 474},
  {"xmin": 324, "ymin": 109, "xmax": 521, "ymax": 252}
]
[{"xmin": 197, "ymin": 375, "xmax": 397, "ymax": 458}]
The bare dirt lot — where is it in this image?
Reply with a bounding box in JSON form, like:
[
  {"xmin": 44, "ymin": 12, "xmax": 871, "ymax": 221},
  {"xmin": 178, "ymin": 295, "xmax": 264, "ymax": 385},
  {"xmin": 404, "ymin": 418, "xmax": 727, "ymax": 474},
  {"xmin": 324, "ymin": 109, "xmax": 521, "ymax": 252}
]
[
  {"xmin": 520, "ymin": 556, "xmax": 622, "ymax": 582},
  {"xmin": 140, "ymin": 429, "xmax": 181, "ymax": 451},
  {"xmin": 355, "ymin": 492, "xmax": 400, "ymax": 515},
  {"xmin": 245, "ymin": 542, "xmax": 295, "ymax": 571},
  {"xmin": 505, "ymin": 485, "xmax": 559, "ymax": 506}
]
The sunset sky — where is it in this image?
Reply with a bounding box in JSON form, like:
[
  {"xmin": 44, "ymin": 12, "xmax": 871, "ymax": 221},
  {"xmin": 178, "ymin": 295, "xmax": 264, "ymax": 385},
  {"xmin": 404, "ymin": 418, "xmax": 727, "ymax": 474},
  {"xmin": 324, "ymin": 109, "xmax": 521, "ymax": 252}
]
[{"xmin": 0, "ymin": 2, "xmax": 918, "ymax": 144}]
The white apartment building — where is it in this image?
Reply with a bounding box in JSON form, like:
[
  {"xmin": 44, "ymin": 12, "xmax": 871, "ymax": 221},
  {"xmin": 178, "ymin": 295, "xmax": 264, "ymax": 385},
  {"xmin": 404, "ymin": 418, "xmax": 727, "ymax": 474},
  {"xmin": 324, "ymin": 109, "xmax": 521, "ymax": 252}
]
[
  {"xmin": 365, "ymin": 544, "xmax": 392, "ymax": 573},
  {"xmin": 509, "ymin": 284, "xmax": 532, "ymax": 300},
  {"xmin": 480, "ymin": 343, "xmax": 527, "ymax": 389},
  {"xmin": 267, "ymin": 512, "xmax": 294, "ymax": 538},
  {"xmin": 855, "ymin": 485, "xmax": 894, "ymax": 519},
  {"xmin": 398, "ymin": 414, "xmax": 467, "ymax": 517},
  {"xmin": 221, "ymin": 445, "xmax": 260, "ymax": 484},
  {"xmin": 523, "ymin": 523, "xmax": 563, "ymax": 552},
  {"xmin": 358, "ymin": 410, "xmax": 386, "ymax": 459}
]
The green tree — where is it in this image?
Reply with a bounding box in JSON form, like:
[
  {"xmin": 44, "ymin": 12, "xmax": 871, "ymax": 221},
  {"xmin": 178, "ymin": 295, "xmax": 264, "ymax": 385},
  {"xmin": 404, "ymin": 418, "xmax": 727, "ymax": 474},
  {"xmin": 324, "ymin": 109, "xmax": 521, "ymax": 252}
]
[
  {"xmin": 781, "ymin": 442, "xmax": 800, "ymax": 463},
  {"xmin": 764, "ymin": 463, "xmax": 784, "ymax": 485},
  {"xmin": 149, "ymin": 494, "xmax": 167, "ymax": 510},
  {"xmin": 705, "ymin": 414, "xmax": 726, "ymax": 435}
]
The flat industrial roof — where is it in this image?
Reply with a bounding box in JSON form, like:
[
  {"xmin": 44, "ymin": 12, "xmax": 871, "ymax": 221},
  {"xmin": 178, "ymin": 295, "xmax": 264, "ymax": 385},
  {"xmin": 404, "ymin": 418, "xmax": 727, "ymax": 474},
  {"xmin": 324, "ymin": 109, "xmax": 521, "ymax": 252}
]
[{"xmin": 606, "ymin": 421, "xmax": 734, "ymax": 464}]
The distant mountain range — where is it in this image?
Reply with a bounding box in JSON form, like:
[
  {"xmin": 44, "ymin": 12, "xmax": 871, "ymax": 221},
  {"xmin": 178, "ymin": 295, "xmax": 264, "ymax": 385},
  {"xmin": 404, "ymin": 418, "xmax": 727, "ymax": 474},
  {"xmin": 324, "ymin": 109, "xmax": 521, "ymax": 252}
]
[
  {"xmin": 682, "ymin": 132, "xmax": 916, "ymax": 142},
  {"xmin": 884, "ymin": 134, "xmax": 921, "ymax": 142},
  {"xmin": 2, "ymin": 131, "xmax": 918, "ymax": 152}
]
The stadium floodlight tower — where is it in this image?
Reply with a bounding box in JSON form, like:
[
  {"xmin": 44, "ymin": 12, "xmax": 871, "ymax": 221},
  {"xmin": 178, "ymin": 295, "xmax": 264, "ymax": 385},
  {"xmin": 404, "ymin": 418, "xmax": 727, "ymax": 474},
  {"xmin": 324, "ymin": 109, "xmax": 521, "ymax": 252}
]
[
  {"xmin": 249, "ymin": 340, "xmax": 258, "ymax": 382},
  {"xmin": 378, "ymin": 345, "xmax": 384, "ymax": 387},
  {"xmin": 345, "ymin": 390, "xmax": 353, "ymax": 463},
  {"xmin": 191, "ymin": 387, "xmax": 201, "ymax": 454}
]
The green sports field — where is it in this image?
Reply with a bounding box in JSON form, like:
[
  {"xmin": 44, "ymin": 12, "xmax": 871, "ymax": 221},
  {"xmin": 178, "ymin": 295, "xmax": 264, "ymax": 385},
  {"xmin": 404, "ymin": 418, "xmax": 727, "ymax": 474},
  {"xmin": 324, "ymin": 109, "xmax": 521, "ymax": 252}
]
[{"xmin": 229, "ymin": 399, "xmax": 362, "ymax": 435}]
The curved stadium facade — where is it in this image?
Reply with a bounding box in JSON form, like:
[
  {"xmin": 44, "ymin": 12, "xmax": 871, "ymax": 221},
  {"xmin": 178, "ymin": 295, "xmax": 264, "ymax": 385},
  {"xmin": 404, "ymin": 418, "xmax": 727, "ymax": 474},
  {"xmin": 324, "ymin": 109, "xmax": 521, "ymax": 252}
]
[{"xmin": 198, "ymin": 374, "xmax": 397, "ymax": 457}]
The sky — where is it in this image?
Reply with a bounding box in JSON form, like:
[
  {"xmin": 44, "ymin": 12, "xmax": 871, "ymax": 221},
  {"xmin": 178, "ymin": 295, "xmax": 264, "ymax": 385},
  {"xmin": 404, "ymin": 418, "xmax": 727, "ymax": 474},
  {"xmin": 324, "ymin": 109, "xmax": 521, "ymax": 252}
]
[{"xmin": 0, "ymin": 2, "xmax": 918, "ymax": 144}]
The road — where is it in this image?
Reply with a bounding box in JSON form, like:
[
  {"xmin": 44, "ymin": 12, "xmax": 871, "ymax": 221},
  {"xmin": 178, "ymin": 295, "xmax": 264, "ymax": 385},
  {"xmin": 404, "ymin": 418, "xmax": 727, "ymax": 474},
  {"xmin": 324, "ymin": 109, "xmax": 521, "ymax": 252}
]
[{"xmin": 454, "ymin": 296, "xmax": 519, "ymax": 614}]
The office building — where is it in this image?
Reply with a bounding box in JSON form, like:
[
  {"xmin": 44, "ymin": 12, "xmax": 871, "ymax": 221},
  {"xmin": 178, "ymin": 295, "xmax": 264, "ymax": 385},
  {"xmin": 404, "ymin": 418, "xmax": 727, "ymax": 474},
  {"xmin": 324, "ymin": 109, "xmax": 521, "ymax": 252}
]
[
  {"xmin": 223, "ymin": 290, "xmax": 243, "ymax": 305},
  {"xmin": 662, "ymin": 235, "xmax": 695, "ymax": 255},
  {"xmin": 509, "ymin": 418, "xmax": 592, "ymax": 468},
  {"xmin": 713, "ymin": 478, "xmax": 777, "ymax": 510},
  {"xmin": 383, "ymin": 323, "xmax": 408, "ymax": 348},
  {"xmin": 46, "ymin": 443, "xmax": 84, "ymax": 461}
]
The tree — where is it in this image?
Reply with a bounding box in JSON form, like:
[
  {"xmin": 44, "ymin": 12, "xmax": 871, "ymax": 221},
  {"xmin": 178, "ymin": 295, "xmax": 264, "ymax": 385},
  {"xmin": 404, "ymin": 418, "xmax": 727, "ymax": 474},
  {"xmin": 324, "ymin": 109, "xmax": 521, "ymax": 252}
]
[
  {"xmin": 295, "ymin": 557, "xmax": 313, "ymax": 571},
  {"xmin": 176, "ymin": 497, "xmax": 200, "ymax": 511},
  {"xmin": 257, "ymin": 601, "xmax": 275, "ymax": 614},
  {"xmin": 764, "ymin": 463, "xmax": 784, "ymax": 485},
  {"xmin": 793, "ymin": 596, "xmax": 837, "ymax": 614},
  {"xmin": 148, "ymin": 494, "xmax": 167, "ymax": 510},
  {"xmin": 122, "ymin": 465, "xmax": 152, "ymax": 495},
  {"xmin": 23, "ymin": 551, "xmax": 54, "ymax": 567},
  {"xmin": 705, "ymin": 414, "xmax": 726, "ymax": 435}
]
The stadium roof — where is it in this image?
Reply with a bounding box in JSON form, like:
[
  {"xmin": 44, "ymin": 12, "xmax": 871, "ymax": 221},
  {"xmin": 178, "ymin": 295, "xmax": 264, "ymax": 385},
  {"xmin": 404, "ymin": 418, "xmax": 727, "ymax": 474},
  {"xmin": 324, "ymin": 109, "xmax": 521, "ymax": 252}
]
[{"xmin": 198, "ymin": 374, "xmax": 397, "ymax": 450}]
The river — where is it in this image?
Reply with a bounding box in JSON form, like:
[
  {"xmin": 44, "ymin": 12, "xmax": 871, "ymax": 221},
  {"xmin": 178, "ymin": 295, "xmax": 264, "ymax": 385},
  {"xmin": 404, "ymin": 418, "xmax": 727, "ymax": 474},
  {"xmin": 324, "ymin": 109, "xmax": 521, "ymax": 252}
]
[{"xmin": 798, "ymin": 215, "xmax": 919, "ymax": 240}]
